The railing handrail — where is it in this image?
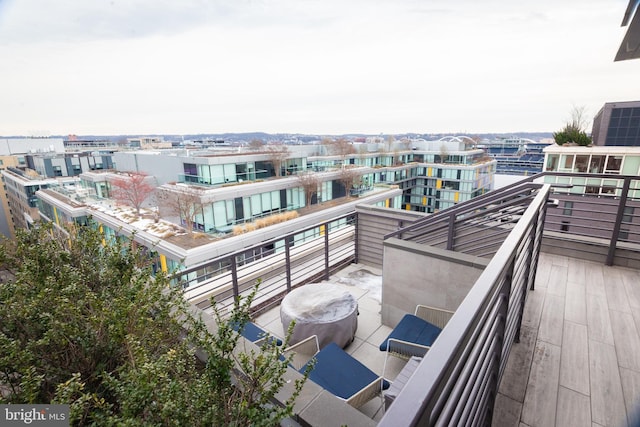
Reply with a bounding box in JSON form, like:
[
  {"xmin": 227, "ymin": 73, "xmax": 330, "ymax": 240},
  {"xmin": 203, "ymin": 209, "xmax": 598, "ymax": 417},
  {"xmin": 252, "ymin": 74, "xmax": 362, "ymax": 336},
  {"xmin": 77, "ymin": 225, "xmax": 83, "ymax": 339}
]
[
  {"xmin": 385, "ymin": 171, "xmax": 639, "ymax": 244},
  {"xmin": 379, "ymin": 184, "xmax": 551, "ymax": 426},
  {"xmin": 174, "ymin": 211, "xmax": 356, "ymax": 281},
  {"xmin": 384, "ymin": 181, "xmax": 542, "ymax": 241}
]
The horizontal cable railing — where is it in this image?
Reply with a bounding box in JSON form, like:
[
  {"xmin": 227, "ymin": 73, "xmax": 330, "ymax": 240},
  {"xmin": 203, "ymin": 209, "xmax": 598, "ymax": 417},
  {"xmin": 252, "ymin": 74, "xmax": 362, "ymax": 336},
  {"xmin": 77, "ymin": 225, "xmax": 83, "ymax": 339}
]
[
  {"xmin": 387, "ymin": 172, "xmax": 640, "ymax": 265},
  {"xmin": 386, "ymin": 182, "xmax": 542, "ymax": 259},
  {"xmin": 379, "ymin": 183, "xmax": 549, "ymax": 426},
  {"xmin": 174, "ymin": 213, "xmax": 357, "ymax": 317},
  {"xmin": 539, "ymin": 172, "xmax": 640, "ymax": 265},
  {"xmin": 379, "ymin": 171, "xmax": 639, "ymax": 426}
]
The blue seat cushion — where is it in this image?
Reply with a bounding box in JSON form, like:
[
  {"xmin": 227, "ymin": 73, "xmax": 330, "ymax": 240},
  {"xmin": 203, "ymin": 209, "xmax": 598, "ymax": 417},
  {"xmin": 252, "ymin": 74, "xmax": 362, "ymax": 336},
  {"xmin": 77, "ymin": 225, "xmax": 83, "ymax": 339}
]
[
  {"xmin": 300, "ymin": 342, "xmax": 389, "ymax": 400},
  {"xmin": 230, "ymin": 321, "xmax": 283, "ymax": 346},
  {"xmin": 379, "ymin": 314, "xmax": 442, "ymax": 351}
]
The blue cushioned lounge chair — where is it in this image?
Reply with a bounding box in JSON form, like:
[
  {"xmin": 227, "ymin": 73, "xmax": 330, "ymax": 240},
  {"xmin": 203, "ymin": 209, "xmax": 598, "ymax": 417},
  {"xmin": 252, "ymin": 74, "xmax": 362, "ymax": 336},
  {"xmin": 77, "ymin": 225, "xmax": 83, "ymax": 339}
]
[
  {"xmin": 379, "ymin": 304, "xmax": 454, "ymax": 360},
  {"xmin": 231, "ymin": 321, "xmax": 283, "ymax": 346},
  {"xmin": 300, "ymin": 342, "xmax": 390, "ymax": 409}
]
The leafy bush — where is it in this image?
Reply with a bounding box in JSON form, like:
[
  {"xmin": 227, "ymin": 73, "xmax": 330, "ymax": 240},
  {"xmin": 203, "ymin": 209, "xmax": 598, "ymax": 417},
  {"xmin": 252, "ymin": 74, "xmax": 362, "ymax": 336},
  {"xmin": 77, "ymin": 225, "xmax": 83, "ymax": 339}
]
[
  {"xmin": 0, "ymin": 222, "xmax": 307, "ymax": 426},
  {"xmin": 553, "ymin": 124, "xmax": 592, "ymax": 146}
]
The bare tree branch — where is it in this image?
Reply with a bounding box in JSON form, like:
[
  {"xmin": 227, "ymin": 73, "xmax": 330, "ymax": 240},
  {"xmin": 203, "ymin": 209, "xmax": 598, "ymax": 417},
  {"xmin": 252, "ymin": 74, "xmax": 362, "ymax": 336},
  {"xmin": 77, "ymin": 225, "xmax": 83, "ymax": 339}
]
[
  {"xmin": 296, "ymin": 172, "xmax": 320, "ymax": 209},
  {"xmin": 338, "ymin": 167, "xmax": 361, "ymax": 197},
  {"xmin": 156, "ymin": 185, "xmax": 205, "ymax": 234},
  {"xmin": 108, "ymin": 172, "xmax": 156, "ymax": 216},
  {"xmin": 328, "ymin": 138, "xmax": 355, "ymax": 168},
  {"xmin": 265, "ymin": 143, "xmax": 289, "ymax": 177},
  {"xmin": 249, "ymin": 139, "xmax": 264, "ymax": 150}
]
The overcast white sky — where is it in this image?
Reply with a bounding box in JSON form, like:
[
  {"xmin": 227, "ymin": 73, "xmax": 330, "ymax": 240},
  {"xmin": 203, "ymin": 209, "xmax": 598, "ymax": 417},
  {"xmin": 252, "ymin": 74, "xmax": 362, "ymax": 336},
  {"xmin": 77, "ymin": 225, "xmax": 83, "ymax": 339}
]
[{"xmin": 0, "ymin": 0, "xmax": 638, "ymax": 136}]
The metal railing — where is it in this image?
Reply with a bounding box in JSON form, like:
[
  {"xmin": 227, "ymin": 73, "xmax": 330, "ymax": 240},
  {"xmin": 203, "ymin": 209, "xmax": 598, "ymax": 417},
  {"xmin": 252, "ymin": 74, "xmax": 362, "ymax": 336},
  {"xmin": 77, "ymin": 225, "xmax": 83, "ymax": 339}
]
[
  {"xmin": 379, "ymin": 171, "xmax": 640, "ymax": 426},
  {"xmin": 175, "ymin": 213, "xmax": 357, "ymax": 317},
  {"xmin": 172, "ymin": 170, "xmax": 637, "ymax": 425},
  {"xmin": 538, "ymin": 172, "xmax": 640, "ymax": 266},
  {"xmin": 379, "ymin": 182, "xmax": 550, "ymax": 426},
  {"xmin": 386, "ymin": 181, "xmax": 545, "ymax": 258},
  {"xmin": 388, "ymin": 171, "xmax": 640, "ymax": 265}
]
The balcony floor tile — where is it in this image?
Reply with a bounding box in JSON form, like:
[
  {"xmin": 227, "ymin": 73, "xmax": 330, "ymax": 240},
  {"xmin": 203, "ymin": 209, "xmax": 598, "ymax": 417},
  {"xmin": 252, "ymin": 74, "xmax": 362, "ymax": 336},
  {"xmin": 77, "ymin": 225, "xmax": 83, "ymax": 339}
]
[{"xmin": 495, "ymin": 254, "xmax": 640, "ymax": 427}]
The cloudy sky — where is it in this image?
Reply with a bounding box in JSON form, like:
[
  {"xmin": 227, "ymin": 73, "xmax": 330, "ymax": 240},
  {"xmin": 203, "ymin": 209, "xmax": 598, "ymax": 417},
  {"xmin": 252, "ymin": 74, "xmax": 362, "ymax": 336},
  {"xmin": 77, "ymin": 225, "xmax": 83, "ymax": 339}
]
[{"xmin": 0, "ymin": 0, "xmax": 638, "ymax": 136}]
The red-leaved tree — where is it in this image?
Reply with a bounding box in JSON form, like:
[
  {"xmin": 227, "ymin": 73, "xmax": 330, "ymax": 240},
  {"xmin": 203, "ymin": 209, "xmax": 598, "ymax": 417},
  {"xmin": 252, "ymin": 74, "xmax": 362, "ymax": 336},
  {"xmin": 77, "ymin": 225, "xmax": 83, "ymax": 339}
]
[{"xmin": 109, "ymin": 172, "xmax": 156, "ymax": 216}]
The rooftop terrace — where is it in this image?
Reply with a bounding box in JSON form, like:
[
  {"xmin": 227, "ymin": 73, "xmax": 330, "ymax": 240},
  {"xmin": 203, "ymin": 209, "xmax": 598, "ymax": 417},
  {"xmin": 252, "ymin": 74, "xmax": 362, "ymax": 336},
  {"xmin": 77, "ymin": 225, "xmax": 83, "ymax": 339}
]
[
  {"xmin": 184, "ymin": 171, "xmax": 640, "ymax": 426},
  {"xmin": 251, "ymin": 252, "xmax": 640, "ymax": 426}
]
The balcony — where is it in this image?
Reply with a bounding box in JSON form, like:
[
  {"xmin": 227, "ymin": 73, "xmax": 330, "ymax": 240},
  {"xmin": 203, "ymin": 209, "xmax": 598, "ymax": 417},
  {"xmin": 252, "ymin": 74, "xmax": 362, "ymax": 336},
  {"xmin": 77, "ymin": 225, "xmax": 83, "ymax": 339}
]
[
  {"xmin": 184, "ymin": 172, "xmax": 640, "ymax": 426},
  {"xmin": 251, "ymin": 253, "xmax": 640, "ymax": 426},
  {"xmin": 493, "ymin": 251, "xmax": 640, "ymax": 426}
]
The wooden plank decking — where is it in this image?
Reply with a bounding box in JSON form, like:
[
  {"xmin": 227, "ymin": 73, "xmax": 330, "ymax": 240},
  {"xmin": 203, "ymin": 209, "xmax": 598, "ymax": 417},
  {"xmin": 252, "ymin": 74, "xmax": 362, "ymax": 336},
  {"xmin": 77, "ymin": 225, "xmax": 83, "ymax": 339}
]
[{"xmin": 494, "ymin": 252, "xmax": 640, "ymax": 427}]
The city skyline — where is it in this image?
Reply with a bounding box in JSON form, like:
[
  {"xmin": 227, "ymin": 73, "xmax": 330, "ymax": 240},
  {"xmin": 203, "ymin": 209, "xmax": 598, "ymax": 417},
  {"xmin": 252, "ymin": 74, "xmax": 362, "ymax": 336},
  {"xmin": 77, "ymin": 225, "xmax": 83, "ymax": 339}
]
[{"xmin": 1, "ymin": 0, "xmax": 638, "ymax": 137}]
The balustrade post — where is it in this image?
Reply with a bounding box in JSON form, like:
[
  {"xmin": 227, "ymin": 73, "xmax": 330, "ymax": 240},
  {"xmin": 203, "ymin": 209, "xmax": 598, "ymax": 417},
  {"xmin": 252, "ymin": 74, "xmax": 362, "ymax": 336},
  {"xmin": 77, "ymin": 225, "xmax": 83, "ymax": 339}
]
[
  {"xmin": 230, "ymin": 255, "xmax": 239, "ymax": 298},
  {"xmin": 284, "ymin": 235, "xmax": 292, "ymax": 292},
  {"xmin": 607, "ymin": 177, "xmax": 631, "ymax": 266}
]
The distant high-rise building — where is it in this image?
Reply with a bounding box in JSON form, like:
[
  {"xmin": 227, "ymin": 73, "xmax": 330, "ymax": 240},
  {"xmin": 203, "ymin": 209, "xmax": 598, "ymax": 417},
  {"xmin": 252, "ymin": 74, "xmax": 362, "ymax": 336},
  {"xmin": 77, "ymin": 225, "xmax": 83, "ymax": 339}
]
[{"xmin": 591, "ymin": 100, "xmax": 640, "ymax": 146}]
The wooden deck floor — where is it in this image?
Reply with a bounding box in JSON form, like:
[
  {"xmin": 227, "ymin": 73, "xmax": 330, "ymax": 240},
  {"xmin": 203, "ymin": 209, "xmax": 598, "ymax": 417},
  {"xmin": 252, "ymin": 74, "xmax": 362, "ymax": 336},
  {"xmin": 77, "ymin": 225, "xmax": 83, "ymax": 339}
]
[{"xmin": 494, "ymin": 252, "xmax": 640, "ymax": 427}]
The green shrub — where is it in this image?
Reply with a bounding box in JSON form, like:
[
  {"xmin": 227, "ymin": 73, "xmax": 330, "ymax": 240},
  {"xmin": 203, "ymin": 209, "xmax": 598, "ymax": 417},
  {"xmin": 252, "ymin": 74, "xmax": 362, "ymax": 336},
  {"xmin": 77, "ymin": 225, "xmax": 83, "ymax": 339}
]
[{"xmin": 0, "ymin": 222, "xmax": 307, "ymax": 426}]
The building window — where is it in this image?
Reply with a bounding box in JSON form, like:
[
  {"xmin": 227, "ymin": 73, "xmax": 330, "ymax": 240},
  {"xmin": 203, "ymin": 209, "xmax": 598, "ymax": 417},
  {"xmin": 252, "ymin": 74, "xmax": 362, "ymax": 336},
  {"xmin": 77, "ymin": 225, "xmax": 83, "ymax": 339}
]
[
  {"xmin": 586, "ymin": 185, "xmax": 600, "ymax": 194},
  {"xmin": 605, "ymin": 156, "xmax": 623, "ymax": 173},
  {"xmin": 622, "ymin": 206, "xmax": 634, "ymax": 223},
  {"xmin": 575, "ymin": 155, "xmax": 589, "ymax": 172},
  {"xmin": 619, "ymin": 228, "xmax": 630, "ymax": 240},
  {"xmin": 183, "ymin": 163, "xmax": 198, "ymax": 177},
  {"xmin": 589, "ymin": 156, "xmax": 605, "ymax": 173},
  {"xmin": 563, "ymin": 155, "xmax": 574, "ymax": 169},
  {"xmin": 561, "ymin": 221, "xmax": 570, "ymax": 232},
  {"xmin": 546, "ymin": 155, "xmax": 558, "ymax": 171},
  {"xmin": 563, "ymin": 201, "xmax": 573, "ymax": 216},
  {"xmin": 601, "ymin": 186, "xmax": 615, "ymax": 196}
]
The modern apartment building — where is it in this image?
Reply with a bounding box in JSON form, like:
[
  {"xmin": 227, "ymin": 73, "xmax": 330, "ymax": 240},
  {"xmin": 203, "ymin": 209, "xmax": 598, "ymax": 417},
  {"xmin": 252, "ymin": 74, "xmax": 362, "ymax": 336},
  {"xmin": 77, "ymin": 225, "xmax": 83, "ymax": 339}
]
[
  {"xmin": 36, "ymin": 175, "xmax": 402, "ymax": 275},
  {"xmin": 308, "ymin": 141, "xmax": 494, "ymax": 214},
  {"xmin": 0, "ymin": 137, "xmax": 66, "ymax": 237},
  {"xmin": 28, "ymin": 138, "xmax": 494, "ymax": 276},
  {"xmin": 25, "ymin": 151, "xmax": 116, "ymax": 177},
  {"xmin": 113, "ymin": 140, "xmax": 494, "ymax": 216},
  {"xmin": 1, "ymin": 167, "xmax": 76, "ymax": 230},
  {"xmin": 0, "ymin": 156, "xmax": 21, "ymax": 237},
  {"xmin": 542, "ymin": 144, "xmax": 640, "ymax": 242},
  {"xmin": 544, "ymin": 145, "xmax": 640, "ymax": 180}
]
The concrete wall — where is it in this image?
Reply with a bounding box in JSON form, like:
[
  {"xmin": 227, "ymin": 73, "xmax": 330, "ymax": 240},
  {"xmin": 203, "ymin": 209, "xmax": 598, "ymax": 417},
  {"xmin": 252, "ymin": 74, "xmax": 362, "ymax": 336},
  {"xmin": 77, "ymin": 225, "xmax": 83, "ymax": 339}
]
[
  {"xmin": 355, "ymin": 205, "xmax": 426, "ymax": 269},
  {"xmin": 114, "ymin": 151, "xmax": 183, "ymax": 184},
  {"xmin": 381, "ymin": 237, "xmax": 489, "ymax": 327}
]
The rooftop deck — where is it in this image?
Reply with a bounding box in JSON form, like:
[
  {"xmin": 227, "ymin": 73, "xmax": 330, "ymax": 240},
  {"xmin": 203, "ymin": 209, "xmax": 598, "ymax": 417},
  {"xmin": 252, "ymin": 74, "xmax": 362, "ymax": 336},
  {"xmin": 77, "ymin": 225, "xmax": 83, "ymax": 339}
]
[
  {"xmin": 254, "ymin": 252, "xmax": 640, "ymax": 426},
  {"xmin": 254, "ymin": 263, "xmax": 401, "ymax": 422},
  {"xmin": 495, "ymin": 251, "xmax": 640, "ymax": 427}
]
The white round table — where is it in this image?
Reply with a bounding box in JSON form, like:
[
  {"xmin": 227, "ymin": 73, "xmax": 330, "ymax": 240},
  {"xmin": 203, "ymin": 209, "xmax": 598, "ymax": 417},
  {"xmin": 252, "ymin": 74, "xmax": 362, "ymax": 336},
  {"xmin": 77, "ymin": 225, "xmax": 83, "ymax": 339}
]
[{"xmin": 280, "ymin": 283, "xmax": 358, "ymax": 349}]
